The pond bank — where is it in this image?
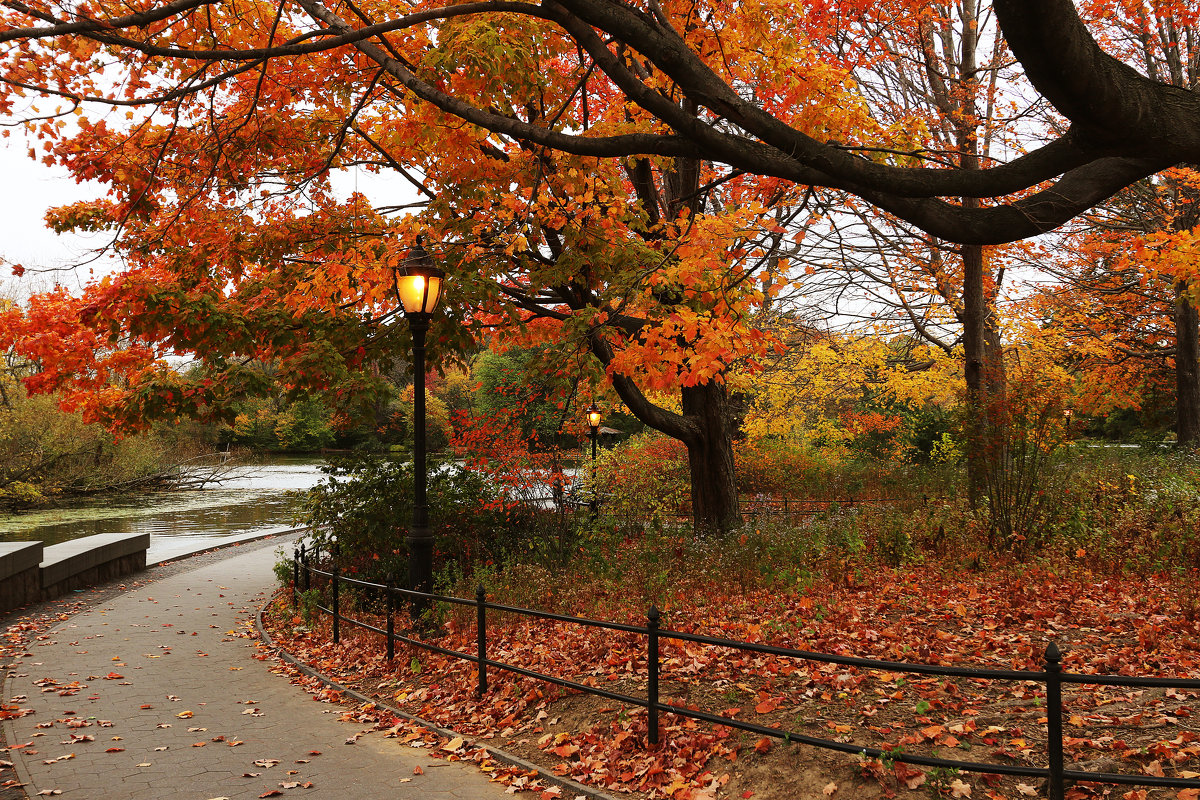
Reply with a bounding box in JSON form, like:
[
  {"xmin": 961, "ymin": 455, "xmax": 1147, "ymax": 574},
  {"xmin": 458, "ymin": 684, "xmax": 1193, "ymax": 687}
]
[{"xmin": 0, "ymin": 457, "xmax": 325, "ymax": 563}]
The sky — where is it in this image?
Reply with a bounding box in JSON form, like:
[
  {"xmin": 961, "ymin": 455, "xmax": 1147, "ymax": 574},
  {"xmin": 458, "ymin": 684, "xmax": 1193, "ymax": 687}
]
[
  {"xmin": 0, "ymin": 137, "xmax": 115, "ymax": 299},
  {"xmin": 0, "ymin": 134, "xmax": 398, "ymax": 304}
]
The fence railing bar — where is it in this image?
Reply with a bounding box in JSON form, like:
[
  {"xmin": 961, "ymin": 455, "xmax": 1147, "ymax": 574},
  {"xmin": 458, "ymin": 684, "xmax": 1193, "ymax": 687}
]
[
  {"xmin": 384, "ymin": 583, "xmax": 476, "ymax": 607},
  {"xmin": 658, "ymin": 701, "xmax": 1050, "ymax": 777},
  {"xmin": 336, "ymin": 574, "xmax": 388, "ymax": 591},
  {"xmin": 333, "ymin": 617, "xmax": 484, "ymax": 670},
  {"xmin": 482, "ymin": 601, "xmax": 647, "ymax": 635},
  {"xmin": 1061, "ymin": 673, "xmax": 1200, "ymax": 689},
  {"xmin": 1060, "ymin": 770, "xmax": 1200, "ymax": 789},
  {"xmin": 335, "ymin": 615, "xmax": 388, "ymax": 639},
  {"xmin": 386, "ymin": 629, "xmax": 477, "ymax": 663},
  {"xmin": 310, "ymin": 569, "xmax": 475, "ymax": 609},
  {"xmin": 660, "ymin": 627, "xmax": 1037, "ymax": 681},
  {"xmin": 662, "ymin": 705, "xmax": 1056, "ymax": 777},
  {"xmin": 478, "ymin": 659, "xmax": 650, "ymax": 709}
]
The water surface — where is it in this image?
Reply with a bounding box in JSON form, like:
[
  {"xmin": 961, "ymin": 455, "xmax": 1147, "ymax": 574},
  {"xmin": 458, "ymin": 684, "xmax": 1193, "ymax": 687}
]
[{"xmin": 0, "ymin": 457, "xmax": 327, "ymax": 563}]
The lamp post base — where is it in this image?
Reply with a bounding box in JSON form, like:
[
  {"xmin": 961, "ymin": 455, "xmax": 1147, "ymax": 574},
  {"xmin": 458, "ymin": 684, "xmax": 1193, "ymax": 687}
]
[{"xmin": 406, "ymin": 526, "xmax": 433, "ymax": 619}]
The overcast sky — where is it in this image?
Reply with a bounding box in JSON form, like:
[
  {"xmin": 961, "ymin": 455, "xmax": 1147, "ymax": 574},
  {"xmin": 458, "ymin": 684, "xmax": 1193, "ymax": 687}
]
[
  {"xmin": 0, "ymin": 133, "xmax": 405, "ymax": 305},
  {"xmin": 0, "ymin": 137, "xmax": 116, "ymax": 299}
]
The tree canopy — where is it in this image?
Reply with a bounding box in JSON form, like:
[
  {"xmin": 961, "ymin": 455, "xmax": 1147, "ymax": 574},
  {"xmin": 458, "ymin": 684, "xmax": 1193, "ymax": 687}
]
[
  {"xmin": 5, "ymin": 0, "xmax": 1197, "ymax": 243},
  {"xmin": 5, "ymin": 0, "xmax": 1200, "ymax": 530}
]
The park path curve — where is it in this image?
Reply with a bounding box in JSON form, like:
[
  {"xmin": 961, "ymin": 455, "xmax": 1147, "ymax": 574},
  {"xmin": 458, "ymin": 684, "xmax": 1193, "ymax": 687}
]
[{"xmin": 2, "ymin": 538, "xmax": 514, "ymax": 800}]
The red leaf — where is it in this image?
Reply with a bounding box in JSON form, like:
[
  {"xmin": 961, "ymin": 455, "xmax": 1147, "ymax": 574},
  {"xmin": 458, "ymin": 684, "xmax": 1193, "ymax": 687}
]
[{"xmin": 754, "ymin": 697, "xmax": 780, "ymax": 714}]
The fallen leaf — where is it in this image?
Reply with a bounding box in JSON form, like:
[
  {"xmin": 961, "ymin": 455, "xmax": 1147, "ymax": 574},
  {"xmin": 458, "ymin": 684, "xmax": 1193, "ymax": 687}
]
[
  {"xmin": 754, "ymin": 697, "xmax": 780, "ymax": 714},
  {"xmin": 823, "ymin": 782, "xmax": 837, "ymax": 796},
  {"xmin": 413, "ymin": 766, "xmax": 424, "ymax": 775}
]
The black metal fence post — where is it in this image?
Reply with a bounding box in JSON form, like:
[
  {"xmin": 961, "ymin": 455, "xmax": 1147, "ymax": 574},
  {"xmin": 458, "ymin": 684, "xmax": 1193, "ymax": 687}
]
[
  {"xmin": 300, "ymin": 544, "xmax": 309, "ymax": 592},
  {"xmin": 1045, "ymin": 641, "xmax": 1064, "ymax": 800},
  {"xmin": 331, "ymin": 546, "xmax": 340, "ymax": 645},
  {"xmin": 647, "ymin": 605, "xmax": 660, "ymax": 746},
  {"xmin": 291, "ymin": 547, "xmax": 299, "ymax": 607},
  {"xmin": 385, "ymin": 573, "xmax": 395, "ymax": 661},
  {"xmin": 476, "ymin": 585, "xmax": 488, "ymax": 698}
]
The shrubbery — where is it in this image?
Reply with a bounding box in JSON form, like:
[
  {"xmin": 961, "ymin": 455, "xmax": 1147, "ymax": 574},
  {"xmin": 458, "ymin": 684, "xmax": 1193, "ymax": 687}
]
[{"xmin": 297, "ymin": 455, "xmax": 561, "ymax": 583}]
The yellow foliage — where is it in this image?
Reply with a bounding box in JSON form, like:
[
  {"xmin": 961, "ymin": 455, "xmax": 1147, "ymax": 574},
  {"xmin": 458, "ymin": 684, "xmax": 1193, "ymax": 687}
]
[{"xmin": 742, "ymin": 331, "xmax": 961, "ymax": 450}]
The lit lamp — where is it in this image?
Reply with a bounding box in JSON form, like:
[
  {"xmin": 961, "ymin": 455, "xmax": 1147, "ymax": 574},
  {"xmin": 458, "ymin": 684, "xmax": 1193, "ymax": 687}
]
[
  {"xmin": 586, "ymin": 404, "xmax": 601, "ymax": 518},
  {"xmin": 392, "ymin": 238, "xmax": 445, "ymax": 618}
]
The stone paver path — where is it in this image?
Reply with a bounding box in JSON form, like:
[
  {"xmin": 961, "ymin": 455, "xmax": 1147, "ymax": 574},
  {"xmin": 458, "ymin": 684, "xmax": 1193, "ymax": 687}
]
[{"xmin": 2, "ymin": 539, "xmax": 512, "ymax": 800}]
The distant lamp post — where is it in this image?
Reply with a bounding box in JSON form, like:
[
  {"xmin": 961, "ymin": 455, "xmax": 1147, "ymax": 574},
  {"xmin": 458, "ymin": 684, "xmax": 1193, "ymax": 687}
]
[
  {"xmin": 393, "ymin": 238, "xmax": 445, "ymax": 618},
  {"xmin": 586, "ymin": 405, "xmax": 601, "ymax": 518}
]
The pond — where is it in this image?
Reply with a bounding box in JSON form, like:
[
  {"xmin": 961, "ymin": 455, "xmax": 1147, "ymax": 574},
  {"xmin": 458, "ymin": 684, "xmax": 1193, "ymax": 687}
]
[{"xmin": 0, "ymin": 457, "xmax": 328, "ymax": 564}]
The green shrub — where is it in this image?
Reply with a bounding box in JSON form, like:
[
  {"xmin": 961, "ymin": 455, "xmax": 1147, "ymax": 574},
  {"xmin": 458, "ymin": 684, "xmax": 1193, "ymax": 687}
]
[
  {"xmin": 587, "ymin": 432, "xmax": 690, "ymax": 524},
  {"xmin": 298, "ymin": 455, "xmax": 556, "ymax": 582}
]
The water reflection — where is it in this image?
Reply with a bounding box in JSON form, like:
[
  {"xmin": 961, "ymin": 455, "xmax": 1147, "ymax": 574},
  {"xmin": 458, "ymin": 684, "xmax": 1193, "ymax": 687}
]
[{"xmin": 0, "ymin": 457, "xmax": 328, "ymax": 561}]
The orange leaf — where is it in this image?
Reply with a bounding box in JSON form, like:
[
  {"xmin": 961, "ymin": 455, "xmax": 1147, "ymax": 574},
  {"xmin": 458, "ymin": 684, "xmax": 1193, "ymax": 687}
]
[{"xmin": 754, "ymin": 697, "xmax": 780, "ymax": 714}]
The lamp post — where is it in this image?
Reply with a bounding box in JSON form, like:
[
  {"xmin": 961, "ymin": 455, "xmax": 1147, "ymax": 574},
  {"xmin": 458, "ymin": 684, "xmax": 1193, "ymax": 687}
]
[
  {"xmin": 393, "ymin": 238, "xmax": 445, "ymax": 618},
  {"xmin": 586, "ymin": 404, "xmax": 601, "ymax": 518}
]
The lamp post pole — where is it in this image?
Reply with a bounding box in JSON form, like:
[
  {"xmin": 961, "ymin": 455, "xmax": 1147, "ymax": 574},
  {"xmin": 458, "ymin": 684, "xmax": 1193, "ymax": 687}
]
[
  {"xmin": 393, "ymin": 239, "xmax": 444, "ymax": 621},
  {"xmin": 408, "ymin": 312, "xmax": 432, "ymax": 613},
  {"xmin": 586, "ymin": 405, "xmax": 601, "ymax": 519}
]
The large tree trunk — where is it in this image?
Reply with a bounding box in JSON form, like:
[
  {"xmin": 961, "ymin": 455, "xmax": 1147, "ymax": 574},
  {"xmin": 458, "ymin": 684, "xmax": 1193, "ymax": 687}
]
[
  {"xmin": 589, "ymin": 334, "xmax": 742, "ymax": 536},
  {"xmin": 681, "ymin": 382, "xmax": 741, "ymax": 535},
  {"xmin": 1175, "ymin": 278, "xmax": 1200, "ymax": 446},
  {"xmin": 962, "ymin": 241, "xmax": 1007, "ymax": 506}
]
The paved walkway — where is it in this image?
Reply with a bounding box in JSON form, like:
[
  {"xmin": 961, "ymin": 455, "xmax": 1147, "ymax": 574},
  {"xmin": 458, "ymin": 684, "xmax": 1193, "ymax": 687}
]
[{"xmin": 2, "ymin": 538, "xmax": 513, "ymax": 800}]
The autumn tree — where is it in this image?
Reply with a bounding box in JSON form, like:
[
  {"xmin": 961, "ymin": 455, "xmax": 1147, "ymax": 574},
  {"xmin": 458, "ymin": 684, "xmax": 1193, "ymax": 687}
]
[
  {"xmin": 0, "ymin": 0, "xmax": 1197, "ymax": 232},
  {"xmin": 6, "ymin": 0, "xmax": 1200, "ymax": 531},
  {"xmin": 2, "ymin": 0, "xmax": 838, "ymax": 534},
  {"xmin": 1038, "ymin": 2, "xmax": 1200, "ymax": 445},
  {"xmin": 780, "ymin": 0, "xmax": 1049, "ymax": 506}
]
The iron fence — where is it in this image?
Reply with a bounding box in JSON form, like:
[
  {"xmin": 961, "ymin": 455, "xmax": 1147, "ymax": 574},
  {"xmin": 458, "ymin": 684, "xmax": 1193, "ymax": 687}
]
[{"xmin": 290, "ymin": 544, "xmax": 1200, "ymax": 800}]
